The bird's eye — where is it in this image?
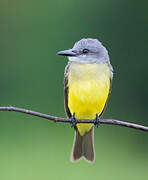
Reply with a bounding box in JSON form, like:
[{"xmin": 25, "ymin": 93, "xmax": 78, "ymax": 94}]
[{"xmin": 82, "ymin": 49, "xmax": 89, "ymax": 54}]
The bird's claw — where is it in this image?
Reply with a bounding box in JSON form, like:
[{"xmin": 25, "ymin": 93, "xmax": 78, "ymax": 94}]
[
  {"xmin": 70, "ymin": 113, "xmax": 77, "ymax": 128},
  {"xmin": 94, "ymin": 114, "xmax": 101, "ymax": 127}
]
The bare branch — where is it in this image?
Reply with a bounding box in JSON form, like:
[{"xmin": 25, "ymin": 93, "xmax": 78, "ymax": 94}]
[{"xmin": 0, "ymin": 106, "xmax": 147, "ymax": 131}]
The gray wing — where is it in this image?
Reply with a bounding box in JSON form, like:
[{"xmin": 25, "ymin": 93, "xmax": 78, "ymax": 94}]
[
  {"xmin": 64, "ymin": 63, "xmax": 72, "ymax": 118},
  {"xmin": 109, "ymin": 63, "xmax": 113, "ymax": 94},
  {"xmin": 99, "ymin": 64, "xmax": 113, "ymax": 117}
]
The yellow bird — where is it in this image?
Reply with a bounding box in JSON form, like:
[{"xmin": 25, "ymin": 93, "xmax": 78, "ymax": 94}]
[{"xmin": 57, "ymin": 38, "xmax": 113, "ymax": 162}]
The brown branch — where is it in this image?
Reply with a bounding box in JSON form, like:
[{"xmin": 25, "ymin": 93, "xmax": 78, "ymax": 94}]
[{"xmin": 0, "ymin": 106, "xmax": 148, "ymax": 131}]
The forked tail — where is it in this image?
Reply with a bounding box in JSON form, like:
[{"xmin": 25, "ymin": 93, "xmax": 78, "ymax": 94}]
[{"xmin": 71, "ymin": 128, "xmax": 94, "ymax": 162}]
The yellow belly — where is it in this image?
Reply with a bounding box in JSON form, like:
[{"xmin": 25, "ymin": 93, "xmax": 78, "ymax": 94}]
[{"xmin": 68, "ymin": 62, "xmax": 111, "ymax": 136}]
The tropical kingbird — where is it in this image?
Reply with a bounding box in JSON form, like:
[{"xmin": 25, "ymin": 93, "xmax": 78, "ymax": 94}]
[{"xmin": 57, "ymin": 38, "xmax": 113, "ymax": 162}]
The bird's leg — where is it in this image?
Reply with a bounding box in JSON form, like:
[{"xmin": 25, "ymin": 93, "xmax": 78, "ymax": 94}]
[
  {"xmin": 94, "ymin": 114, "xmax": 101, "ymax": 127},
  {"xmin": 70, "ymin": 113, "xmax": 77, "ymax": 128}
]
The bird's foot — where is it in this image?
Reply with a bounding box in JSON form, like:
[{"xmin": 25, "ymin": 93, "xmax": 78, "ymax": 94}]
[
  {"xmin": 70, "ymin": 113, "xmax": 77, "ymax": 128},
  {"xmin": 94, "ymin": 114, "xmax": 101, "ymax": 127}
]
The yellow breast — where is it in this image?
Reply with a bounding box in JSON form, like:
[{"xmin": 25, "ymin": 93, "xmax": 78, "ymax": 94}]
[{"xmin": 68, "ymin": 62, "xmax": 111, "ymax": 136}]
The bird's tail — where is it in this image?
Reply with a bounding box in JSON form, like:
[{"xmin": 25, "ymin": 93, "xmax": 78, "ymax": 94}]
[{"xmin": 71, "ymin": 128, "xmax": 94, "ymax": 162}]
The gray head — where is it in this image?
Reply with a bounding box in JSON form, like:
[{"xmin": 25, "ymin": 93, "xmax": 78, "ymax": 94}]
[{"xmin": 57, "ymin": 38, "xmax": 110, "ymax": 64}]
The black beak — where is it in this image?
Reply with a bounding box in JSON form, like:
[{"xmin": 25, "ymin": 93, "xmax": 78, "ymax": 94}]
[{"xmin": 57, "ymin": 49, "xmax": 77, "ymax": 56}]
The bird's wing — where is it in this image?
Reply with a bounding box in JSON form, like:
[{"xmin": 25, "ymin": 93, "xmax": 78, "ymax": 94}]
[
  {"xmin": 99, "ymin": 64, "xmax": 113, "ymax": 117},
  {"xmin": 64, "ymin": 63, "xmax": 72, "ymax": 118}
]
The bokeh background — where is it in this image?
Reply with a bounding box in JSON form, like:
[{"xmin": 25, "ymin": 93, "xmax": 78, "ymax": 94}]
[{"xmin": 0, "ymin": 0, "xmax": 148, "ymax": 179}]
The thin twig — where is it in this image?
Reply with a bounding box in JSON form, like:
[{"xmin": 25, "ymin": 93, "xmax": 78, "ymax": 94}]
[{"xmin": 0, "ymin": 106, "xmax": 147, "ymax": 131}]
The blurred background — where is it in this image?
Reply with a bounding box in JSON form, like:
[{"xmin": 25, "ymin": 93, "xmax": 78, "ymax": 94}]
[{"xmin": 0, "ymin": 0, "xmax": 148, "ymax": 179}]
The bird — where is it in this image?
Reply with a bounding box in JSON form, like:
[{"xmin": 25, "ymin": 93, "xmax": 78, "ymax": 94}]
[{"xmin": 57, "ymin": 38, "xmax": 113, "ymax": 162}]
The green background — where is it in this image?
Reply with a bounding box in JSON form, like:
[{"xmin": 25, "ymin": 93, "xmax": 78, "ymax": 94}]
[{"xmin": 0, "ymin": 0, "xmax": 148, "ymax": 179}]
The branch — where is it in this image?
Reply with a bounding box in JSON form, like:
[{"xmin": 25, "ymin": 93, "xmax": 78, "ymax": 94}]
[{"xmin": 0, "ymin": 106, "xmax": 147, "ymax": 132}]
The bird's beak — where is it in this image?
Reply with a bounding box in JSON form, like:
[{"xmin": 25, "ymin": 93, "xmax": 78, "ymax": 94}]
[{"xmin": 57, "ymin": 49, "xmax": 77, "ymax": 56}]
